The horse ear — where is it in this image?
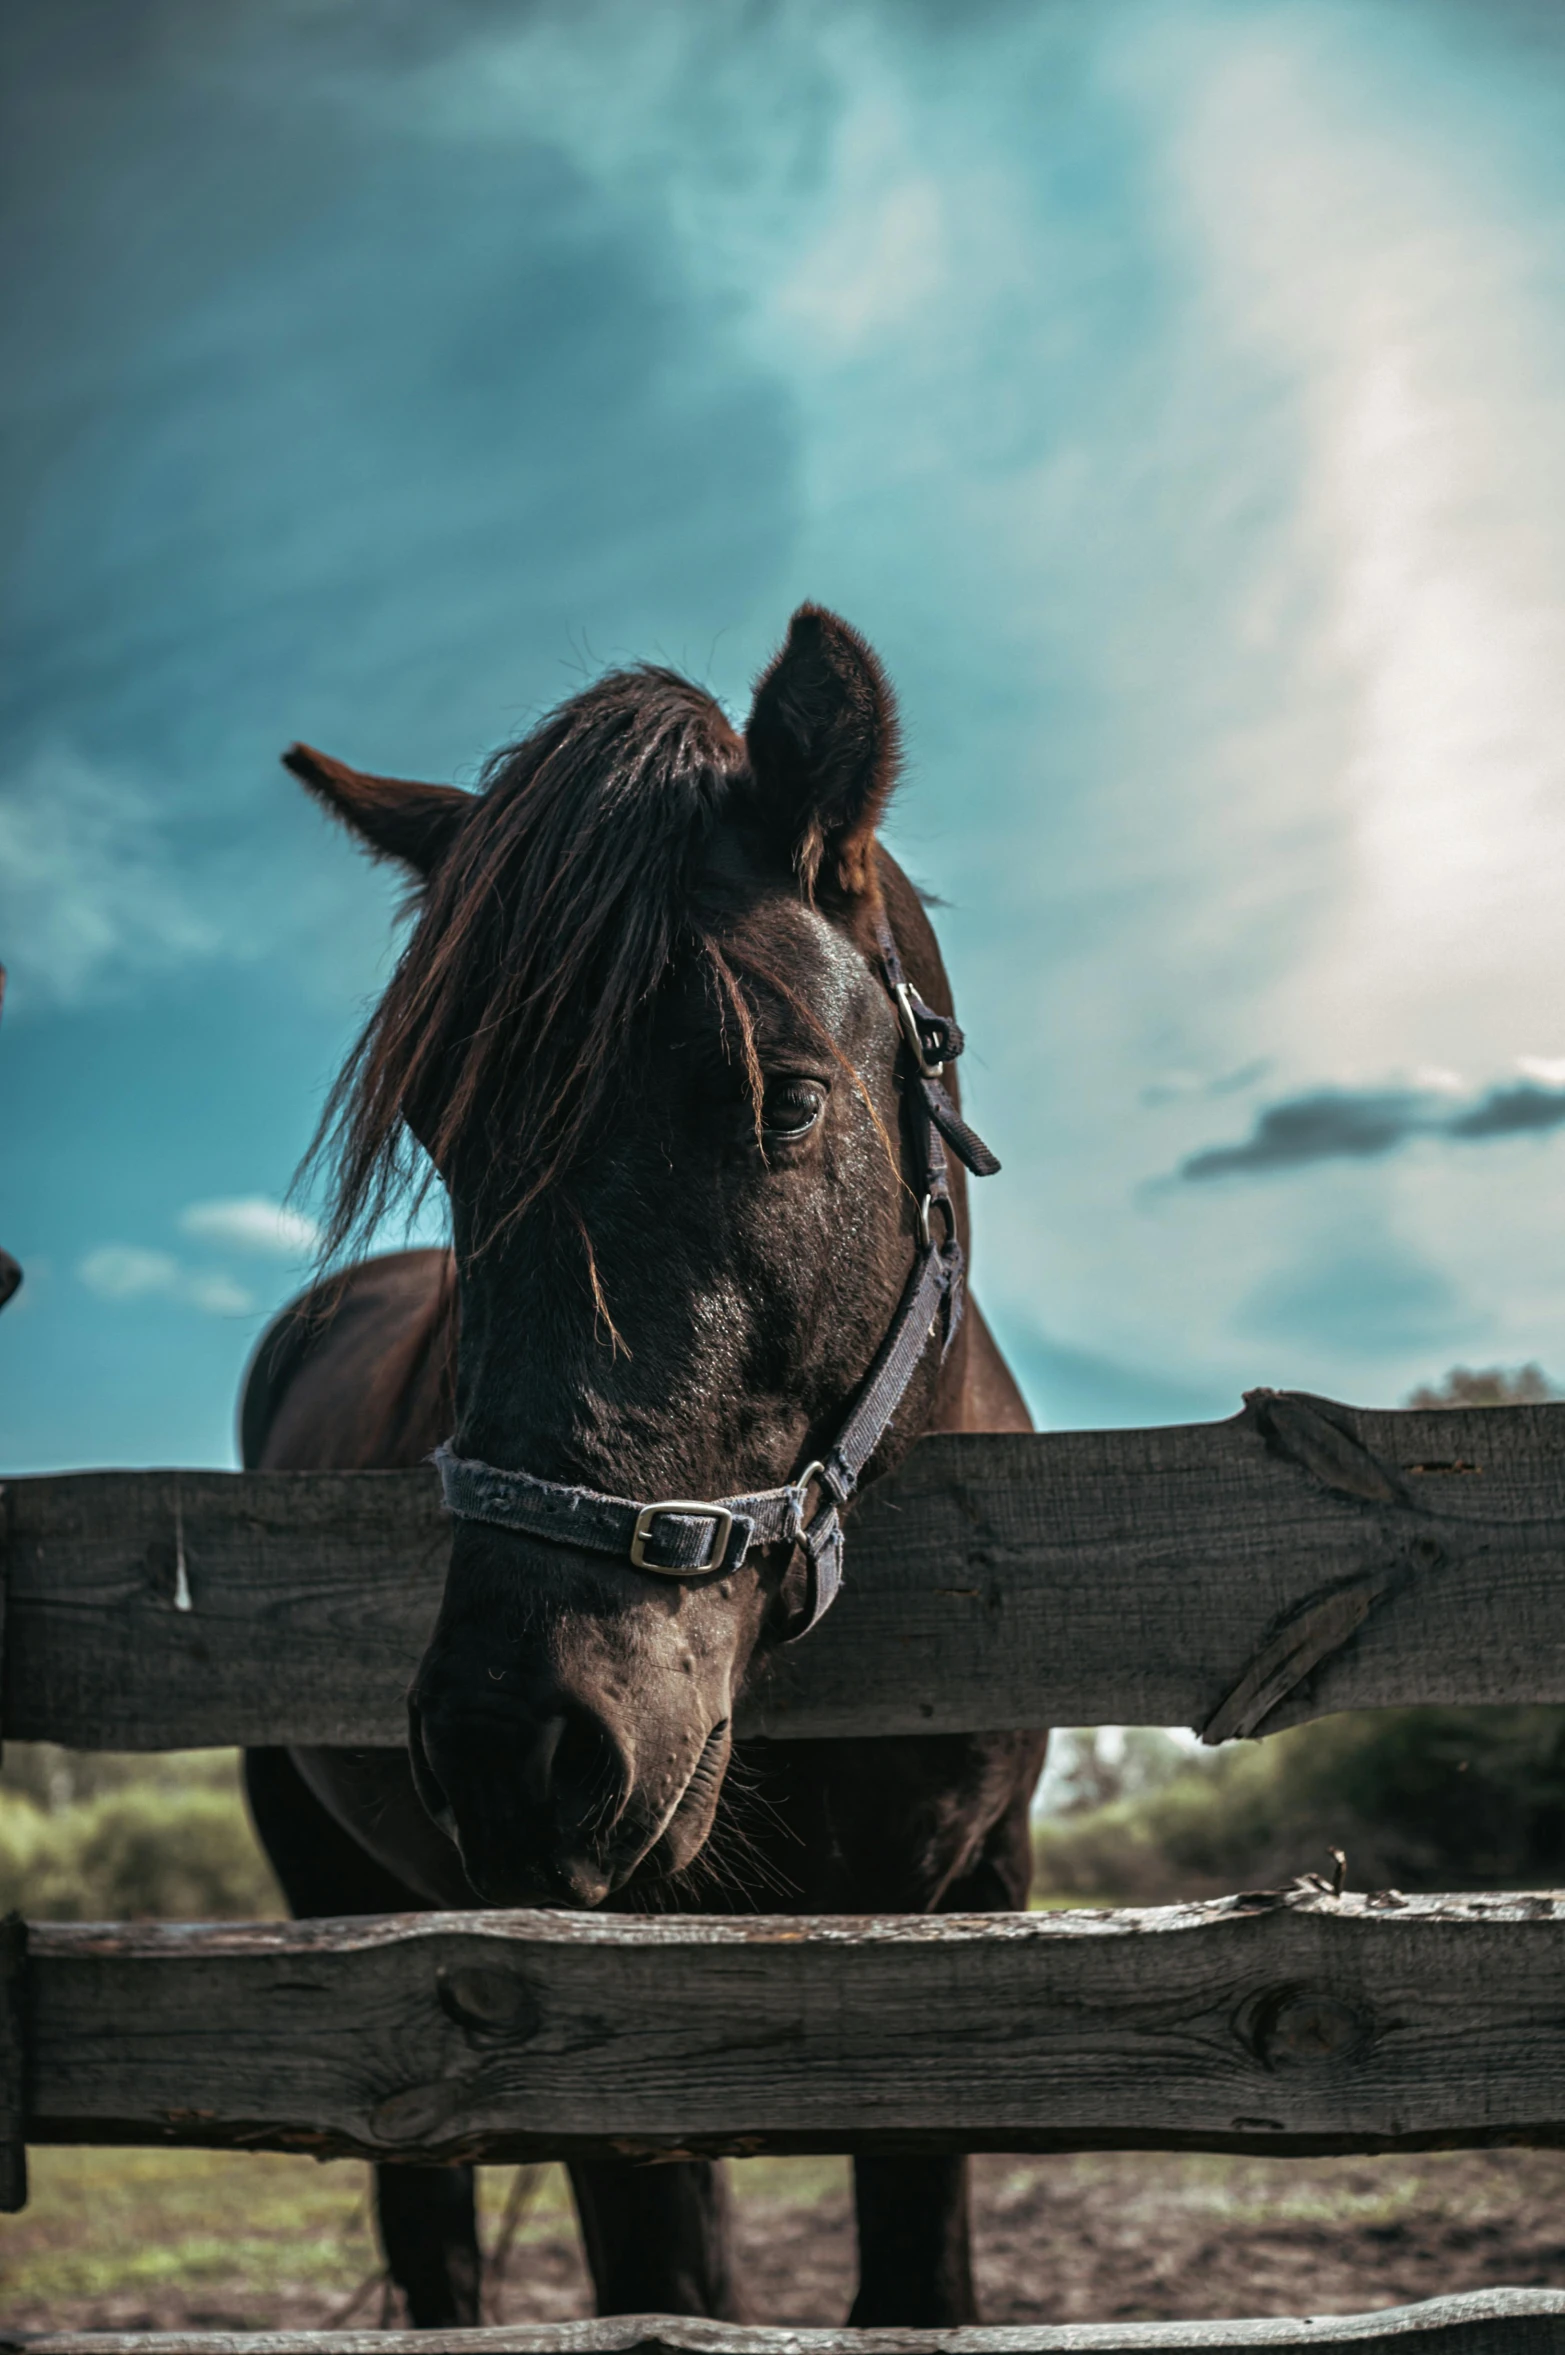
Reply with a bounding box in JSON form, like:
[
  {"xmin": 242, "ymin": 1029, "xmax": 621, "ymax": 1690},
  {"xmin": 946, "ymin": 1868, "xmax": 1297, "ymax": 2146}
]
[
  {"xmin": 283, "ymin": 744, "xmax": 471, "ymax": 876},
  {"xmin": 744, "ymin": 604, "xmax": 901, "ymax": 898}
]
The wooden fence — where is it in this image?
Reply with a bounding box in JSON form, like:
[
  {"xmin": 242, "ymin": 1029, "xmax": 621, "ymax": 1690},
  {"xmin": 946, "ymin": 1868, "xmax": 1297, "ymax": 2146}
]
[
  {"xmin": 13, "ymin": 1390, "xmax": 1565, "ymax": 1750},
  {"xmin": 5, "ymin": 1390, "xmax": 1565, "ymax": 2353}
]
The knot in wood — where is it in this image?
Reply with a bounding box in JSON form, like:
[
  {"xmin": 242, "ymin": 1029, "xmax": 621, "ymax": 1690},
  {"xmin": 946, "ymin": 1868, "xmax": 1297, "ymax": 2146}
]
[
  {"xmin": 1244, "ymin": 1390, "xmax": 1406, "ymax": 1508},
  {"xmin": 1246, "ymin": 1982, "xmax": 1371, "ymax": 2072},
  {"xmin": 369, "ymin": 2077, "xmax": 470, "ymax": 2146},
  {"xmin": 437, "ymin": 1964, "xmax": 540, "ymax": 2040}
]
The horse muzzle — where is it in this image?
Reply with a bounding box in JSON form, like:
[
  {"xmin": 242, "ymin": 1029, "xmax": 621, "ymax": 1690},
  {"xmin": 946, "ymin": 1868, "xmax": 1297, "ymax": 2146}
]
[{"xmin": 408, "ymin": 1658, "xmax": 732, "ymax": 1909}]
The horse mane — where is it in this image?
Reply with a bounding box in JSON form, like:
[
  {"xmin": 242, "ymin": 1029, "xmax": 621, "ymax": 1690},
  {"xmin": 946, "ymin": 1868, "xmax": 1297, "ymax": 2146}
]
[{"xmin": 307, "ymin": 668, "xmax": 748, "ymax": 1263}]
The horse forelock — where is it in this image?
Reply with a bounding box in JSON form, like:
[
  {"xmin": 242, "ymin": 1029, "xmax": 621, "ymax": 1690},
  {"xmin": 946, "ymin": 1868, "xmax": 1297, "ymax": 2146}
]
[{"xmin": 311, "ymin": 666, "xmax": 749, "ymax": 1263}]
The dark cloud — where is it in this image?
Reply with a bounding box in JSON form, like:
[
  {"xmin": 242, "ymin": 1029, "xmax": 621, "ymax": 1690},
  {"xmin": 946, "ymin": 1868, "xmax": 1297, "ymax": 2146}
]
[
  {"xmin": 1447, "ymin": 1082, "xmax": 1565, "ymax": 1139},
  {"xmin": 1179, "ymin": 1088, "xmax": 1429, "ymax": 1179},
  {"xmin": 1178, "ymin": 1077, "xmax": 1565, "ymax": 1180}
]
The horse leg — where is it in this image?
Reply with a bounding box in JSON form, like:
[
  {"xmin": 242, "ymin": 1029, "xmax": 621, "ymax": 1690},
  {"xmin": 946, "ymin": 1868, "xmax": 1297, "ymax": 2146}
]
[
  {"xmin": 568, "ymin": 2156, "xmax": 745, "ymax": 2319},
  {"xmin": 849, "ymin": 2154, "xmax": 975, "ymax": 2326},
  {"xmin": 242, "ymin": 1749, "xmax": 482, "ymax": 2328},
  {"xmin": 848, "ymin": 1756, "xmax": 1046, "ymax": 2327},
  {"xmin": 373, "ymin": 2164, "xmax": 481, "ymax": 2327}
]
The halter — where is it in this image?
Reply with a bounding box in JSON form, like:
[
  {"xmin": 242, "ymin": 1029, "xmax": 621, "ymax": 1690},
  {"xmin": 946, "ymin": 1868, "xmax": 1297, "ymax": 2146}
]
[{"xmin": 434, "ymin": 918, "xmax": 1000, "ymax": 1642}]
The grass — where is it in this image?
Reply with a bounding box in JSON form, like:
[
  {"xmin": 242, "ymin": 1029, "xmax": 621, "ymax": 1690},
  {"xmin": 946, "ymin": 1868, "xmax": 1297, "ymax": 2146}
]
[
  {"xmin": 1, "ymin": 2149, "xmax": 583, "ymax": 2318},
  {"xmin": 0, "ymin": 2148, "xmax": 855, "ymax": 2324},
  {"xmin": 11, "ymin": 2141, "xmax": 1564, "ymax": 2329}
]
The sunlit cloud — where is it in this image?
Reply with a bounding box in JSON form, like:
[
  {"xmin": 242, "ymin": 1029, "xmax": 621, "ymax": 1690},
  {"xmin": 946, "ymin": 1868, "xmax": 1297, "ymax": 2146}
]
[
  {"xmin": 179, "ymin": 1196, "xmax": 320, "ymax": 1258},
  {"xmin": 77, "ymin": 1246, "xmax": 181, "ymax": 1302},
  {"xmin": 78, "ymin": 1245, "xmax": 255, "ymax": 1317}
]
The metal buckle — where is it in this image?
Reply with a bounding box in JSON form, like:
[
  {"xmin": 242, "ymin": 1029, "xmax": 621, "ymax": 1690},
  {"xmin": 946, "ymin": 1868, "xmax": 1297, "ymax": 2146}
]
[
  {"xmin": 893, "ymin": 980, "xmax": 944, "ymax": 1078},
  {"xmin": 629, "ymin": 1500, "xmax": 736, "ymax": 1575}
]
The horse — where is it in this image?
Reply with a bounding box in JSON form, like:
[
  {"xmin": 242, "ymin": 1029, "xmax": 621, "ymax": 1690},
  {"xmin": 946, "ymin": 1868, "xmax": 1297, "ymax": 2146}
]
[{"xmin": 240, "ymin": 605, "xmax": 1048, "ymax": 2328}]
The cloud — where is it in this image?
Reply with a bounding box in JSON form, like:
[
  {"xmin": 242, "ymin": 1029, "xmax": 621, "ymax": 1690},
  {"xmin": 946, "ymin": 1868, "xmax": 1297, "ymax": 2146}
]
[
  {"xmin": 1141, "ymin": 1060, "xmax": 1272, "ymax": 1108},
  {"xmin": 179, "ymin": 1196, "xmax": 320, "ymax": 1257},
  {"xmin": 78, "ymin": 1245, "xmax": 255, "ymax": 1316},
  {"xmin": 1178, "ymin": 1071, "xmax": 1565, "ymax": 1180},
  {"xmin": 78, "ymin": 1246, "xmax": 183, "ymax": 1301},
  {"xmin": 182, "ymin": 1271, "xmax": 258, "ymax": 1315},
  {"xmin": 1447, "ymin": 1084, "xmax": 1565, "ymax": 1141},
  {"xmin": 73, "ymin": 1193, "xmax": 317, "ymax": 1323},
  {"xmin": 1180, "ymin": 1088, "xmax": 1431, "ymax": 1179},
  {"xmin": 0, "ymin": 745, "xmax": 227, "ymax": 1009}
]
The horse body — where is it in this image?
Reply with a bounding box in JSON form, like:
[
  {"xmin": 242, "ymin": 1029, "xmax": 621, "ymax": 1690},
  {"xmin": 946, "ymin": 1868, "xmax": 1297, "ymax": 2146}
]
[{"xmin": 242, "ymin": 608, "xmax": 1047, "ymax": 2325}]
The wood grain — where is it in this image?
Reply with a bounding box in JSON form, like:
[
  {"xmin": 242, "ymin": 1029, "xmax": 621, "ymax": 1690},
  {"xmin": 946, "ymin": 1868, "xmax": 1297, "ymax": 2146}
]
[
  {"xmin": 6, "ymin": 2286, "xmax": 1564, "ymax": 2352},
  {"xmin": 9, "ymin": 1396, "xmax": 1565, "ymax": 1747},
  {"xmin": 25, "ymin": 1891, "xmax": 1565, "ymax": 2164}
]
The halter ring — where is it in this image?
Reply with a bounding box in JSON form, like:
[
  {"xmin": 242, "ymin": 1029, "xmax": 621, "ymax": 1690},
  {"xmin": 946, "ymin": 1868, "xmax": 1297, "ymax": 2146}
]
[
  {"xmin": 788, "ymin": 1460, "xmax": 827, "ymax": 1539},
  {"xmin": 918, "ymin": 1191, "xmax": 955, "ymax": 1249}
]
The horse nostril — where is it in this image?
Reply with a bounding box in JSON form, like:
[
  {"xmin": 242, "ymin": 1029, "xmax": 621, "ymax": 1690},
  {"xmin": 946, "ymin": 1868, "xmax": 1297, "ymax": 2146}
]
[
  {"xmin": 536, "ymin": 1714, "xmax": 630, "ymax": 1836},
  {"xmin": 518, "ymin": 1711, "xmax": 565, "ymax": 1812}
]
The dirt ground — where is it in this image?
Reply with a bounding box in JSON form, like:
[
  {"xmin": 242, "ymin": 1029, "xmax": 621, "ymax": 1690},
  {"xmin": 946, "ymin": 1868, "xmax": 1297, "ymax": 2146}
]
[{"xmin": 6, "ymin": 2145, "xmax": 1565, "ymax": 2332}]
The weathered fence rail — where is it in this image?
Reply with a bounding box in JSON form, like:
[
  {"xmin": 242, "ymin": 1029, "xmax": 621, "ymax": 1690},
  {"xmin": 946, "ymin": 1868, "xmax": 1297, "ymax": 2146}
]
[
  {"xmin": 9, "ymin": 1393, "xmax": 1565, "ymax": 2352},
  {"xmin": 8, "ymin": 2290, "xmax": 1565, "ymax": 2354},
  {"xmin": 9, "ymin": 1391, "xmax": 1565, "ymax": 1750},
  {"xmin": 17, "ymin": 1891, "xmax": 1565, "ymax": 2166}
]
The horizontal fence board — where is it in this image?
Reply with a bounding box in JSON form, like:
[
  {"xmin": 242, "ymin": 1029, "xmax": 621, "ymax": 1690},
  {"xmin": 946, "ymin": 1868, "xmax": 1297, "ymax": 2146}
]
[
  {"xmin": 1, "ymin": 1466, "xmax": 448, "ymax": 1752},
  {"xmin": 8, "ymin": 2288, "xmax": 1565, "ymax": 2353},
  {"xmin": 25, "ymin": 1892, "xmax": 1565, "ymax": 2163},
  {"xmin": 9, "ymin": 1397, "xmax": 1565, "ymax": 1747}
]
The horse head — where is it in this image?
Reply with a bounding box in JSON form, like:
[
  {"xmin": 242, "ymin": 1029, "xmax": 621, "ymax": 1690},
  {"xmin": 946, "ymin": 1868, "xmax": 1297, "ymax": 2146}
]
[{"xmin": 290, "ymin": 607, "xmax": 988, "ymax": 1906}]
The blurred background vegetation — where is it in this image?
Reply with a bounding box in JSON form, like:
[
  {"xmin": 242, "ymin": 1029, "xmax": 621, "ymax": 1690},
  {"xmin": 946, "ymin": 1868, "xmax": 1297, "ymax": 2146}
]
[
  {"xmin": 3, "ymin": 1364, "xmax": 1558, "ymax": 1923},
  {"xmin": 0, "ymin": 1745, "xmax": 281, "ymax": 1921},
  {"xmin": 1033, "ymin": 1710, "xmax": 1565, "ymax": 1902}
]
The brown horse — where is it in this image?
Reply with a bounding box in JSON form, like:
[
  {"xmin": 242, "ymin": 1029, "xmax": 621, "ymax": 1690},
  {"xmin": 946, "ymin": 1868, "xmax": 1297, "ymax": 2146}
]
[{"xmin": 241, "ymin": 606, "xmax": 1047, "ymax": 2328}]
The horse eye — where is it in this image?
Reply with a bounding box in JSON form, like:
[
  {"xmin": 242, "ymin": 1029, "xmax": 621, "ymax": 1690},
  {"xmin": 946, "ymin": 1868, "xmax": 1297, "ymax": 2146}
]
[{"xmin": 761, "ymin": 1080, "xmax": 825, "ymax": 1139}]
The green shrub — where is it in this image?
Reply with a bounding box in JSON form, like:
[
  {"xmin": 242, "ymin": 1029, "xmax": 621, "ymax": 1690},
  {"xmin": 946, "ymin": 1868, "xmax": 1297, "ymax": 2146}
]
[
  {"xmin": 1035, "ymin": 1707, "xmax": 1565, "ymax": 1900},
  {"xmin": 0, "ymin": 1748, "xmax": 282, "ymax": 1921}
]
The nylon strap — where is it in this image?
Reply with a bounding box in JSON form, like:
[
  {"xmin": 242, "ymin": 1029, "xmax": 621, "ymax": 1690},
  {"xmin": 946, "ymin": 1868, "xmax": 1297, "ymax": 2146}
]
[{"xmin": 435, "ymin": 916, "xmax": 999, "ymax": 1641}]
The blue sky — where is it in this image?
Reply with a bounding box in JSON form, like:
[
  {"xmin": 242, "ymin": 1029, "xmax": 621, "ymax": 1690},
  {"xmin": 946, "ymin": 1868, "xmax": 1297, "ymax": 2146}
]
[{"xmin": 5, "ymin": 0, "xmax": 1565, "ymax": 1470}]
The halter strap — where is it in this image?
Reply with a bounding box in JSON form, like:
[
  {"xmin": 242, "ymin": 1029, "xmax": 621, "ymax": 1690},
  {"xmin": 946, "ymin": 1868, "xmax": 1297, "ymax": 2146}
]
[{"xmin": 434, "ymin": 916, "xmax": 1000, "ymax": 1641}]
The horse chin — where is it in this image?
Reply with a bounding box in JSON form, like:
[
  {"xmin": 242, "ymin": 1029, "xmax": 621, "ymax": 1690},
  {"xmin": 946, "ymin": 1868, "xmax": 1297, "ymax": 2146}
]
[{"xmin": 460, "ymin": 1852, "xmax": 612, "ymax": 1909}]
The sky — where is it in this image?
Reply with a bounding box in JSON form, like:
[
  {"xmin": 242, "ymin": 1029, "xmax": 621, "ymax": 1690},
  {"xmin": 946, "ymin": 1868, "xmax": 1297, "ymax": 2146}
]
[{"xmin": 5, "ymin": 0, "xmax": 1565, "ymax": 1470}]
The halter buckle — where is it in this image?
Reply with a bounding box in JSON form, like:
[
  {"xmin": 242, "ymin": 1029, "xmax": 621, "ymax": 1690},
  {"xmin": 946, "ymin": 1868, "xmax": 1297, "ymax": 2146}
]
[
  {"xmin": 893, "ymin": 980, "xmax": 945, "ymax": 1078},
  {"xmin": 629, "ymin": 1500, "xmax": 736, "ymax": 1574}
]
